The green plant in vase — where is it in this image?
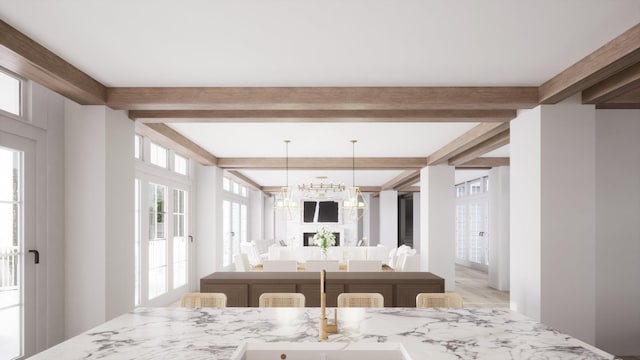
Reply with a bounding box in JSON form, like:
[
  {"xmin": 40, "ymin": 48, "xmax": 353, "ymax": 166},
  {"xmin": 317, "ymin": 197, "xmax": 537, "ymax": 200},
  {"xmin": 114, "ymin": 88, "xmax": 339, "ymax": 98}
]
[{"xmin": 313, "ymin": 227, "xmax": 336, "ymax": 259}]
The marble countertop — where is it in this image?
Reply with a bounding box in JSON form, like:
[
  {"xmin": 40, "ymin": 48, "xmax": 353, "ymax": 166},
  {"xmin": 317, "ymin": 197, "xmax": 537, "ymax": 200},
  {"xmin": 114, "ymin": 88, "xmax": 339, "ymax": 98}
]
[{"xmin": 30, "ymin": 307, "xmax": 614, "ymax": 360}]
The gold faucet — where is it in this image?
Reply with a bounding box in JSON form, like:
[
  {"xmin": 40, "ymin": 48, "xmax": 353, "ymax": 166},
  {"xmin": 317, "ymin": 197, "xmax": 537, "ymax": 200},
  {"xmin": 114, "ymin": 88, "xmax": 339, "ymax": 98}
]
[{"xmin": 319, "ymin": 269, "xmax": 338, "ymax": 341}]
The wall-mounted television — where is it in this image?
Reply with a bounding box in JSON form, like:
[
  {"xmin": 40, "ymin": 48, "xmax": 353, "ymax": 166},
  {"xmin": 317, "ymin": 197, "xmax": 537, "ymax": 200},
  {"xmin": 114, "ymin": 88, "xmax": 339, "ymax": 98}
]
[{"xmin": 302, "ymin": 201, "xmax": 340, "ymax": 223}]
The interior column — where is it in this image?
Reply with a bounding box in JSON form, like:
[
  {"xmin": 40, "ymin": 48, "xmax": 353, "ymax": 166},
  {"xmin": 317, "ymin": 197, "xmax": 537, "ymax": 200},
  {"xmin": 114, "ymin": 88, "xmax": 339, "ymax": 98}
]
[{"xmin": 419, "ymin": 164, "xmax": 455, "ymax": 291}]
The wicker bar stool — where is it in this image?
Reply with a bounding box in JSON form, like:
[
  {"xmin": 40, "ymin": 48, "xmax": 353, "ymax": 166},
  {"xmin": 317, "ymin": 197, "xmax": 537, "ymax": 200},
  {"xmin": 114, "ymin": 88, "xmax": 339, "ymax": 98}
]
[
  {"xmin": 337, "ymin": 293, "xmax": 384, "ymax": 308},
  {"xmin": 415, "ymin": 293, "xmax": 463, "ymax": 309},
  {"xmin": 258, "ymin": 293, "xmax": 306, "ymax": 307},
  {"xmin": 180, "ymin": 293, "xmax": 227, "ymax": 308}
]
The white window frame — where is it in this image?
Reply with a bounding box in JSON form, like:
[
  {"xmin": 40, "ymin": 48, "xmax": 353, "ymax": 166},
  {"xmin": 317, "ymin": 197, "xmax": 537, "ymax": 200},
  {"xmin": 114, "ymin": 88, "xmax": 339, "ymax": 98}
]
[
  {"xmin": 0, "ymin": 67, "xmax": 30, "ymax": 122},
  {"xmin": 135, "ymin": 135, "xmax": 193, "ymax": 307},
  {"xmin": 219, "ymin": 176, "xmax": 251, "ymax": 270},
  {"xmin": 149, "ymin": 141, "xmax": 168, "ymax": 169}
]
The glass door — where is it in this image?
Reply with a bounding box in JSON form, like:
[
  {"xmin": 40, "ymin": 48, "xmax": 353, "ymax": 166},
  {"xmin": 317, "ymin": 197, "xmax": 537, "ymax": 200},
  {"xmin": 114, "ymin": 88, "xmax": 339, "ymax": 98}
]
[{"xmin": 0, "ymin": 133, "xmax": 35, "ymax": 360}]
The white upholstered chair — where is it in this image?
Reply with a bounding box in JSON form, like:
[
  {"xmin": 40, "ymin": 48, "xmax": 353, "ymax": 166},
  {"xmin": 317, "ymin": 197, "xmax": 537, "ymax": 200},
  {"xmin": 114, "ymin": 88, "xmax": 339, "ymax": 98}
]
[
  {"xmin": 399, "ymin": 254, "xmax": 420, "ymax": 271},
  {"xmin": 262, "ymin": 260, "xmax": 297, "ymax": 272},
  {"xmin": 234, "ymin": 253, "xmax": 251, "ymax": 271},
  {"xmin": 305, "ymin": 260, "xmax": 339, "ymax": 272},
  {"xmin": 337, "ymin": 293, "xmax": 384, "ymax": 308},
  {"xmin": 347, "ymin": 260, "xmax": 382, "ymax": 272}
]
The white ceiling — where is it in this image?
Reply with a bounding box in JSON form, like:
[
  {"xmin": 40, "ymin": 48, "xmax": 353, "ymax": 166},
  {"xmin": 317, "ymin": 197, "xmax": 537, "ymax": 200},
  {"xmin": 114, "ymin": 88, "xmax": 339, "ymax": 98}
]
[
  {"xmin": 170, "ymin": 122, "xmax": 478, "ymax": 157},
  {"xmin": 1, "ymin": 1, "xmax": 638, "ymax": 187},
  {"xmin": 240, "ymin": 169, "xmax": 404, "ymax": 187},
  {"xmin": 483, "ymin": 145, "xmax": 510, "ymax": 158}
]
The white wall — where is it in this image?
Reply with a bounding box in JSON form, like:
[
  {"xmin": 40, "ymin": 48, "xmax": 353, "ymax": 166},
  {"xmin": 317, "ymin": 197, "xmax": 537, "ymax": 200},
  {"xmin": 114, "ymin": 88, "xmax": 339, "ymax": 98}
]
[
  {"xmin": 104, "ymin": 109, "xmax": 134, "ymax": 320},
  {"xmin": 419, "ymin": 165, "xmax": 455, "ymax": 291},
  {"xmin": 379, "ymin": 190, "xmax": 398, "ymax": 248},
  {"xmin": 64, "ymin": 104, "xmax": 107, "ymax": 337},
  {"xmin": 511, "ymin": 97, "xmax": 597, "ymax": 345},
  {"xmin": 362, "ymin": 193, "xmax": 380, "ymax": 246},
  {"xmin": 264, "ymin": 195, "xmax": 274, "ymax": 240},
  {"xmin": 195, "ymin": 165, "xmax": 222, "ymax": 280},
  {"xmin": 595, "ymin": 110, "xmax": 640, "ymax": 355},
  {"xmin": 488, "ymin": 166, "xmax": 509, "ymax": 291},
  {"xmin": 249, "ymin": 189, "xmax": 265, "ymax": 241},
  {"xmin": 64, "ymin": 103, "xmax": 134, "ymax": 337},
  {"xmin": 540, "ymin": 99, "xmax": 596, "ymax": 345},
  {"xmin": 510, "ymin": 106, "xmax": 542, "ymax": 320},
  {"xmin": 412, "ymin": 193, "xmax": 420, "ymax": 253}
]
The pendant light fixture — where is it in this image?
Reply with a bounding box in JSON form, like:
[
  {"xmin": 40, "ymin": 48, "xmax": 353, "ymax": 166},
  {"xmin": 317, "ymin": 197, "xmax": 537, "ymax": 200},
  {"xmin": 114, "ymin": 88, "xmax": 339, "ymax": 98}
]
[
  {"xmin": 343, "ymin": 139, "xmax": 368, "ymax": 219},
  {"xmin": 273, "ymin": 140, "xmax": 298, "ymax": 212}
]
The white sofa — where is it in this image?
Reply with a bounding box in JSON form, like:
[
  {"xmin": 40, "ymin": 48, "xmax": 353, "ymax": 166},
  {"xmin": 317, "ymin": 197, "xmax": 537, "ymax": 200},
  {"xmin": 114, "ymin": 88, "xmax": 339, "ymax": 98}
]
[{"xmin": 268, "ymin": 246, "xmax": 390, "ymax": 264}]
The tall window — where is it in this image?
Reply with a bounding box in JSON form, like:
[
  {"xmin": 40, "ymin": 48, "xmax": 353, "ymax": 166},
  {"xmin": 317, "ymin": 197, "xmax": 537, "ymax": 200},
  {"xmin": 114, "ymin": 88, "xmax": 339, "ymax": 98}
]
[
  {"xmin": 134, "ymin": 179, "xmax": 140, "ymax": 305},
  {"xmin": 222, "ymin": 177, "xmax": 249, "ymax": 267},
  {"xmin": 0, "ymin": 69, "xmax": 23, "ymax": 117},
  {"xmin": 455, "ymin": 177, "xmax": 489, "ymax": 268},
  {"xmin": 134, "ymin": 134, "xmax": 142, "ymax": 160},
  {"xmin": 148, "ymin": 183, "xmax": 167, "ymax": 299},
  {"xmin": 173, "ymin": 189, "xmax": 188, "ymax": 288},
  {"xmin": 222, "ymin": 200, "xmax": 248, "ymax": 267}
]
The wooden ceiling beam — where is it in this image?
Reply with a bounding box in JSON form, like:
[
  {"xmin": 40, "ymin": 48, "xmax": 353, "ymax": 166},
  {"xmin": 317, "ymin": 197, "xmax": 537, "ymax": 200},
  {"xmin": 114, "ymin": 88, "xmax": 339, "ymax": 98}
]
[
  {"xmin": 426, "ymin": 122, "xmax": 510, "ymax": 165},
  {"xmin": 129, "ymin": 109, "xmax": 516, "ymax": 123},
  {"xmin": 0, "ymin": 19, "xmax": 106, "ymax": 105},
  {"xmin": 226, "ymin": 170, "xmax": 261, "ymax": 191},
  {"xmin": 109, "ymin": 87, "xmax": 538, "ymax": 111},
  {"xmin": 381, "ymin": 170, "xmax": 420, "ymax": 191},
  {"xmin": 448, "ymin": 130, "xmax": 510, "ymax": 166},
  {"xmin": 135, "ymin": 123, "xmax": 218, "ymax": 166},
  {"xmin": 396, "ymin": 186, "xmax": 420, "ymax": 193},
  {"xmin": 217, "ymin": 157, "xmax": 427, "ymax": 170},
  {"xmin": 582, "ymin": 62, "xmax": 640, "ymax": 104},
  {"xmin": 596, "ymin": 85, "xmax": 640, "ymax": 109},
  {"xmin": 539, "ymin": 23, "xmax": 640, "ymax": 104},
  {"xmin": 261, "ymin": 185, "xmax": 381, "ymax": 193},
  {"xmin": 455, "ymin": 157, "xmax": 510, "ymax": 168}
]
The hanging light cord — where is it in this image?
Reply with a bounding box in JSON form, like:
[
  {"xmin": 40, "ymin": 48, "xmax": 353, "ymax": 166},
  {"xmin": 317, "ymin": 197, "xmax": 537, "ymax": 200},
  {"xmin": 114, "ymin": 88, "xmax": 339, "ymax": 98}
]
[
  {"xmin": 285, "ymin": 140, "xmax": 290, "ymax": 189},
  {"xmin": 351, "ymin": 139, "xmax": 357, "ymax": 187}
]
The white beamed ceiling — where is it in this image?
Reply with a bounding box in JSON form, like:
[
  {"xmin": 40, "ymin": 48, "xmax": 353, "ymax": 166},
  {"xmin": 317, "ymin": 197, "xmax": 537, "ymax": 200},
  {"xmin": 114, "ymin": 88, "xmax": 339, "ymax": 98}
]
[
  {"xmin": 1, "ymin": 1, "xmax": 638, "ymax": 187},
  {"xmin": 0, "ymin": 1, "xmax": 638, "ymax": 86},
  {"xmin": 170, "ymin": 122, "xmax": 478, "ymax": 157}
]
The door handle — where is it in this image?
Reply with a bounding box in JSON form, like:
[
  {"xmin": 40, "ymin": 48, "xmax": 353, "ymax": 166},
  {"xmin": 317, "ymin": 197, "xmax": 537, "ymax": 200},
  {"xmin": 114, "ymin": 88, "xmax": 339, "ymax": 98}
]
[{"xmin": 29, "ymin": 249, "xmax": 40, "ymax": 264}]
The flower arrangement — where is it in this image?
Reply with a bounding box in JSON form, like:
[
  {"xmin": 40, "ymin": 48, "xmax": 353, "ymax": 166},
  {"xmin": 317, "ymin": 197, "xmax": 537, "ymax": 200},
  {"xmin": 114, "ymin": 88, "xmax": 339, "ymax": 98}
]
[{"xmin": 313, "ymin": 227, "xmax": 336, "ymax": 257}]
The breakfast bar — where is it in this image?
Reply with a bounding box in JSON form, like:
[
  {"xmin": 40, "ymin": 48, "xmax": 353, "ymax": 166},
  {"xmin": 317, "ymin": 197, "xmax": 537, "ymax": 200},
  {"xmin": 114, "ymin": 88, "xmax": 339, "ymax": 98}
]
[
  {"xmin": 29, "ymin": 307, "xmax": 614, "ymax": 359},
  {"xmin": 200, "ymin": 271, "xmax": 445, "ymax": 307}
]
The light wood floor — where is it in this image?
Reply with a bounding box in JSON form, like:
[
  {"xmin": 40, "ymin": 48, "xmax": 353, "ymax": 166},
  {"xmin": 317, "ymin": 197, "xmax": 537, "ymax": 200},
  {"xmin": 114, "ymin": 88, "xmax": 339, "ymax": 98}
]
[{"xmin": 455, "ymin": 264, "xmax": 510, "ymax": 308}]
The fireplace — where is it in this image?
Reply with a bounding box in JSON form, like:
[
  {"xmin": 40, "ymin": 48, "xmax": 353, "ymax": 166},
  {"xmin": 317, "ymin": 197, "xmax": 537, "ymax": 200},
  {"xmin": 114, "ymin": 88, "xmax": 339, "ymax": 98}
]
[{"xmin": 303, "ymin": 232, "xmax": 340, "ymax": 246}]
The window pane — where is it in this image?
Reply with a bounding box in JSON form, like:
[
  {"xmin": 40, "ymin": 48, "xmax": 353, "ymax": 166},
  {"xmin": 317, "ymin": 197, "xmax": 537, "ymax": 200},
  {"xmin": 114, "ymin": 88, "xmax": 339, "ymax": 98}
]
[
  {"xmin": 456, "ymin": 185, "xmax": 465, "ymax": 198},
  {"xmin": 240, "ymin": 205, "xmax": 247, "ymax": 243},
  {"xmin": 232, "ymin": 182, "xmax": 240, "ymax": 194},
  {"xmin": 134, "ymin": 135, "xmax": 141, "ymax": 160},
  {"xmin": 148, "ymin": 183, "xmax": 167, "ymax": 299},
  {"xmin": 0, "ymin": 148, "xmax": 20, "ymax": 202},
  {"xmin": 173, "ymin": 189, "xmax": 188, "ymax": 288},
  {"xmin": 222, "ymin": 200, "xmax": 231, "ymax": 266},
  {"xmin": 223, "ymin": 177, "xmax": 230, "ymax": 191},
  {"xmin": 0, "ymin": 71, "xmax": 21, "ymax": 116},
  {"xmin": 470, "ymin": 181, "xmax": 482, "ymax": 194},
  {"xmin": 174, "ymin": 154, "xmax": 188, "ymax": 175},
  {"xmin": 241, "ymin": 186, "xmax": 247, "ymax": 197},
  {"xmin": 232, "ymin": 203, "xmax": 240, "ymax": 258},
  {"xmin": 150, "ymin": 142, "xmax": 167, "ymax": 168},
  {"xmin": 456, "ymin": 204, "xmax": 466, "ymax": 260},
  {"xmin": 134, "ymin": 179, "xmax": 140, "ymax": 305}
]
